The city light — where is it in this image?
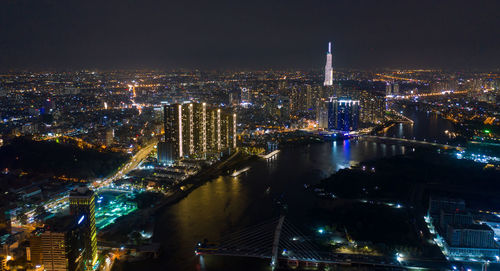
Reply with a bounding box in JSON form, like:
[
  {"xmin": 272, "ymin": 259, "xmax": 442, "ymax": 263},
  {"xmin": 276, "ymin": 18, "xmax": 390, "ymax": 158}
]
[
  {"xmin": 396, "ymin": 252, "xmax": 404, "ymax": 262},
  {"xmin": 78, "ymin": 215, "xmax": 85, "ymax": 224},
  {"xmin": 0, "ymin": 12, "xmax": 499, "ymax": 271}
]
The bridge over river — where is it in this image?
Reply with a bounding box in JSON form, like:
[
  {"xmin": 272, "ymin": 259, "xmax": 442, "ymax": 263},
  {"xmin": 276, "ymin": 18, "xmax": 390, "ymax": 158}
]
[
  {"xmin": 360, "ymin": 135, "xmax": 464, "ymax": 151},
  {"xmin": 195, "ymin": 216, "xmax": 448, "ymax": 270}
]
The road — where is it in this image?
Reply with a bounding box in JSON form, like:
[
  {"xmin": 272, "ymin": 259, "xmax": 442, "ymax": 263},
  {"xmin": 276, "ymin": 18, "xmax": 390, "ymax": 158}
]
[
  {"xmin": 361, "ymin": 135, "xmax": 463, "ymax": 150},
  {"xmin": 97, "ymin": 139, "xmax": 158, "ymax": 188},
  {"xmin": 13, "ymin": 139, "xmax": 159, "ymax": 223}
]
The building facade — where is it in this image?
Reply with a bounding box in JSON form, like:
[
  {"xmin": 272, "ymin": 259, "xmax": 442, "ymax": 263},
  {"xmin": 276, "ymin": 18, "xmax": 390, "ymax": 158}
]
[
  {"xmin": 358, "ymin": 90, "xmax": 385, "ymax": 125},
  {"xmin": 324, "ymin": 42, "xmax": 333, "ymax": 86},
  {"xmin": 327, "ymin": 98, "xmax": 360, "ymax": 132},
  {"xmin": 69, "ymin": 187, "xmax": 97, "ymax": 268},
  {"xmin": 29, "ymin": 216, "xmax": 86, "ymax": 271},
  {"xmin": 162, "ymin": 102, "xmax": 237, "ymax": 161},
  {"xmin": 428, "ymin": 197, "xmax": 500, "ymax": 259}
]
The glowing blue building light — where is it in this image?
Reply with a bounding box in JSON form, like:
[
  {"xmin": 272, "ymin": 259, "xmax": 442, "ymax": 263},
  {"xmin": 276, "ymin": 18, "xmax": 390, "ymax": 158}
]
[{"xmin": 78, "ymin": 215, "xmax": 85, "ymax": 224}]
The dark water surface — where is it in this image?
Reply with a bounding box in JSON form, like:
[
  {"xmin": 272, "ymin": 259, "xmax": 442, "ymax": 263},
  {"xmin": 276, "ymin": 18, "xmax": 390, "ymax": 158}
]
[
  {"xmin": 384, "ymin": 105, "xmax": 458, "ymax": 144},
  {"xmin": 136, "ymin": 106, "xmax": 455, "ymax": 271}
]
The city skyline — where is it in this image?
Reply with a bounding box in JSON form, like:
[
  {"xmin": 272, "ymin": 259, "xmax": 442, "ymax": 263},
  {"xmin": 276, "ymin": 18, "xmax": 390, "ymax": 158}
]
[
  {"xmin": 1, "ymin": 66, "xmax": 499, "ymax": 271},
  {"xmin": 1, "ymin": 0, "xmax": 499, "ymax": 70},
  {"xmin": 1, "ymin": 1, "xmax": 500, "ymax": 271}
]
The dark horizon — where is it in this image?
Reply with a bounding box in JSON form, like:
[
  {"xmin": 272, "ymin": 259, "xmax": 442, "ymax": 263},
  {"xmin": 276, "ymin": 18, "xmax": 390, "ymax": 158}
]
[{"xmin": 1, "ymin": 0, "xmax": 499, "ymax": 71}]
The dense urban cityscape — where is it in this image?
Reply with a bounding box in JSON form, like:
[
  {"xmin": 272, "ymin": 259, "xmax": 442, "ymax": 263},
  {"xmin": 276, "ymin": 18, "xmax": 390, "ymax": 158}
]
[{"xmin": 1, "ymin": 1, "xmax": 500, "ymax": 271}]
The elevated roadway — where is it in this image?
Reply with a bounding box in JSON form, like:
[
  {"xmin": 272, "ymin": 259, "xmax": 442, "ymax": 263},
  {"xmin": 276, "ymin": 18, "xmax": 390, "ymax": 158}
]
[{"xmin": 360, "ymin": 135, "xmax": 463, "ymax": 150}]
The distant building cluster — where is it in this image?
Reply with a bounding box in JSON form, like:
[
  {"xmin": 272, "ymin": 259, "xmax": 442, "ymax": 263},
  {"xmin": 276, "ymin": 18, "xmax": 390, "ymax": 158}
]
[
  {"xmin": 0, "ymin": 41, "xmax": 499, "ymax": 271},
  {"xmin": 385, "ymin": 82, "xmax": 399, "ymax": 96},
  {"xmin": 316, "ymin": 90, "xmax": 385, "ymax": 132},
  {"xmin": 317, "ymin": 42, "xmax": 386, "ymax": 132},
  {"xmin": 427, "ymin": 197, "xmax": 499, "ymax": 260}
]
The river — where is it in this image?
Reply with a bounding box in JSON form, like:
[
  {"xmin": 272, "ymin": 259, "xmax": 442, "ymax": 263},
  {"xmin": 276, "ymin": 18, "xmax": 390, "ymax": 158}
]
[
  {"xmin": 384, "ymin": 104, "xmax": 460, "ymax": 145},
  {"xmin": 127, "ymin": 105, "xmax": 456, "ymax": 271}
]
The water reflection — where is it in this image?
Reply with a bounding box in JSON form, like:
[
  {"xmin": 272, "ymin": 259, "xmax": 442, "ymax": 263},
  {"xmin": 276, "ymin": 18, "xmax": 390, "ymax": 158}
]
[
  {"xmin": 151, "ymin": 141, "xmax": 410, "ymax": 271},
  {"xmin": 385, "ymin": 105, "xmax": 456, "ymax": 144},
  {"xmin": 146, "ymin": 105, "xmax": 456, "ymax": 271}
]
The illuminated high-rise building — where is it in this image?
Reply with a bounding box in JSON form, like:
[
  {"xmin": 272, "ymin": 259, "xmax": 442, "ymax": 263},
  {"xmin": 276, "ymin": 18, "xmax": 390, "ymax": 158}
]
[
  {"xmin": 327, "ymin": 98, "xmax": 336, "ymax": 131},
  {"xmin": 206, "ymin": 109, "xmax": 217, "ymax": 154},
  {"xmin": 31, "ymin": 216, "xmax": 86, "ymax": 271},
  {"xmin": 328, "ymin": 98, "xmax": 360, "ymax": 131},
  {"xmin": 69, "ymin": 186, "xmax": 97, "ymax": 268},
  {"xmin": 359, "ymin": 90, "xmax": 385, "ymax": 125},
  {"xmin": 231, "ymin": 113, "xmax": 237, "ymax": 149},
  {"xmin": 305, "ymin": 85, "xmax": 313, "ymax": 110},
  {"xmin": 216, "ymin": 108, "xmax": 221, "ymax": 152},
  {"xmin": 40, "ymin": 231, "xmax": 70, "ymax": 271},
  {"xmin": 385, "ymin": 82, "xmax": 399, "ymax": 96},
  {"xmin": 221, "ymin": 113, "xmax": 230, "ymax": 150},
  {"xmin": 157, "ymin": 141, "xmax": 171, "ymax": 165},
  {"xmin": 393, "ymin": 83, "xmax": 399, "ymax": 95},
  {"xmin": 316, "ymin": 100, "xmax": 329, "ymax": 130},
  {"xmin": 385, "ymin": 82, "xmax": 392, "ymax": 96},
  {"xmin": 162, "ymin": 103, "xmax": 236, "ymax": 160},
  {"xmin": 193, "ymin": 103, "xmax": 207, "ymax": 157},
  {"xmin": 28, "ymin": 230, "xmax": 43, "ymax": 267},
  {"xmin": 163, "ymin": 104, "xmax": 183, "ymax": 159},
  {"xmin": 182, "ymin": 103, "xmax": 194, "ymax": 156},
  {"xmin": 324, "ymin": 42, "xmax": 333, "ymax": 86},
  {"xmin": 240, "ymin": 87, "xmax": 250, "ymax": 104},
  {"xmin": 105, "ymin": 128, "xmax": 114, "ymax": 146},
  {"xmin": 220, "ymin": 111, "xmax": 237, "ymax": 151}
]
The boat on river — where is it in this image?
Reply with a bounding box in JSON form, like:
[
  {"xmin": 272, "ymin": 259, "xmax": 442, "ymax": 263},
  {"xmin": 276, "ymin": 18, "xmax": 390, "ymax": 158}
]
[{"xmin": 230, "ymin": 166, "xmax": 251, "ymax": 177}]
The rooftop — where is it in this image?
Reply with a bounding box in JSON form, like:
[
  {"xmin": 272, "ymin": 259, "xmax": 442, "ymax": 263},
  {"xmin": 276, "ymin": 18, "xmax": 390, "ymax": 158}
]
[{"xmin": 69, "ymin": 186, "xmax": 94, "ymax": 197}]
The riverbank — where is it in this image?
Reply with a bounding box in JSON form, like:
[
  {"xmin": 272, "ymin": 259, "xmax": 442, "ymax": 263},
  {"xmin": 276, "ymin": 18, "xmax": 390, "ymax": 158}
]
[
  {"xmin": 152, "ymin": 151, "xmax": 258, "ymax": 213},
  {"xmin": 110, "ymin": 104, "xmax": 482, "ymax": 271},
  {"xmin": 99, "ymin": 150, "xmax": 257, "ymax": 243},
  {"xmin": 308, "ymin": 148, "xmax": 500, "ymax": 267}
]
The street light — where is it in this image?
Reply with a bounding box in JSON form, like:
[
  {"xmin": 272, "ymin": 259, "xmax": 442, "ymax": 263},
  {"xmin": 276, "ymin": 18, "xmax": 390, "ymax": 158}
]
[{"xmin": 396, "ymin": 252, "xmax": 404, "ymax": 263}]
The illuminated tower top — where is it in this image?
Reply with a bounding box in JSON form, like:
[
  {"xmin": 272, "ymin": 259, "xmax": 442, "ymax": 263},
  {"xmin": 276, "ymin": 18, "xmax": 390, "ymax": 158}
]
[{"xmin": 324, "ymin": 42, "xmax": 333, "ymax": 86}]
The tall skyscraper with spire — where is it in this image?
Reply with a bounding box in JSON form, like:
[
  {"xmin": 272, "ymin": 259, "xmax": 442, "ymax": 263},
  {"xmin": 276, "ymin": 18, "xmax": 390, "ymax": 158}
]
[{"xmin": 324, "ymin": 42, "xmax": 333, "ymax": 86}]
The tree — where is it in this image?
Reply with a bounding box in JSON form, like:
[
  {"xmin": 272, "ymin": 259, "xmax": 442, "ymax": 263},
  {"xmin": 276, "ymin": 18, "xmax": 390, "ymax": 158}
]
[{"xmin": 129, "ymin": 231, "xmax": 143, "ymax": 246}]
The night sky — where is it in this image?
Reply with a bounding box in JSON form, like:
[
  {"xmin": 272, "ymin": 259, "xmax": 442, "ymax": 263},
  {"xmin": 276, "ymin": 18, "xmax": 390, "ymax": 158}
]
[{"xmin": 1, "ymin": 0, "xmax": 499, "ymax": 70}]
